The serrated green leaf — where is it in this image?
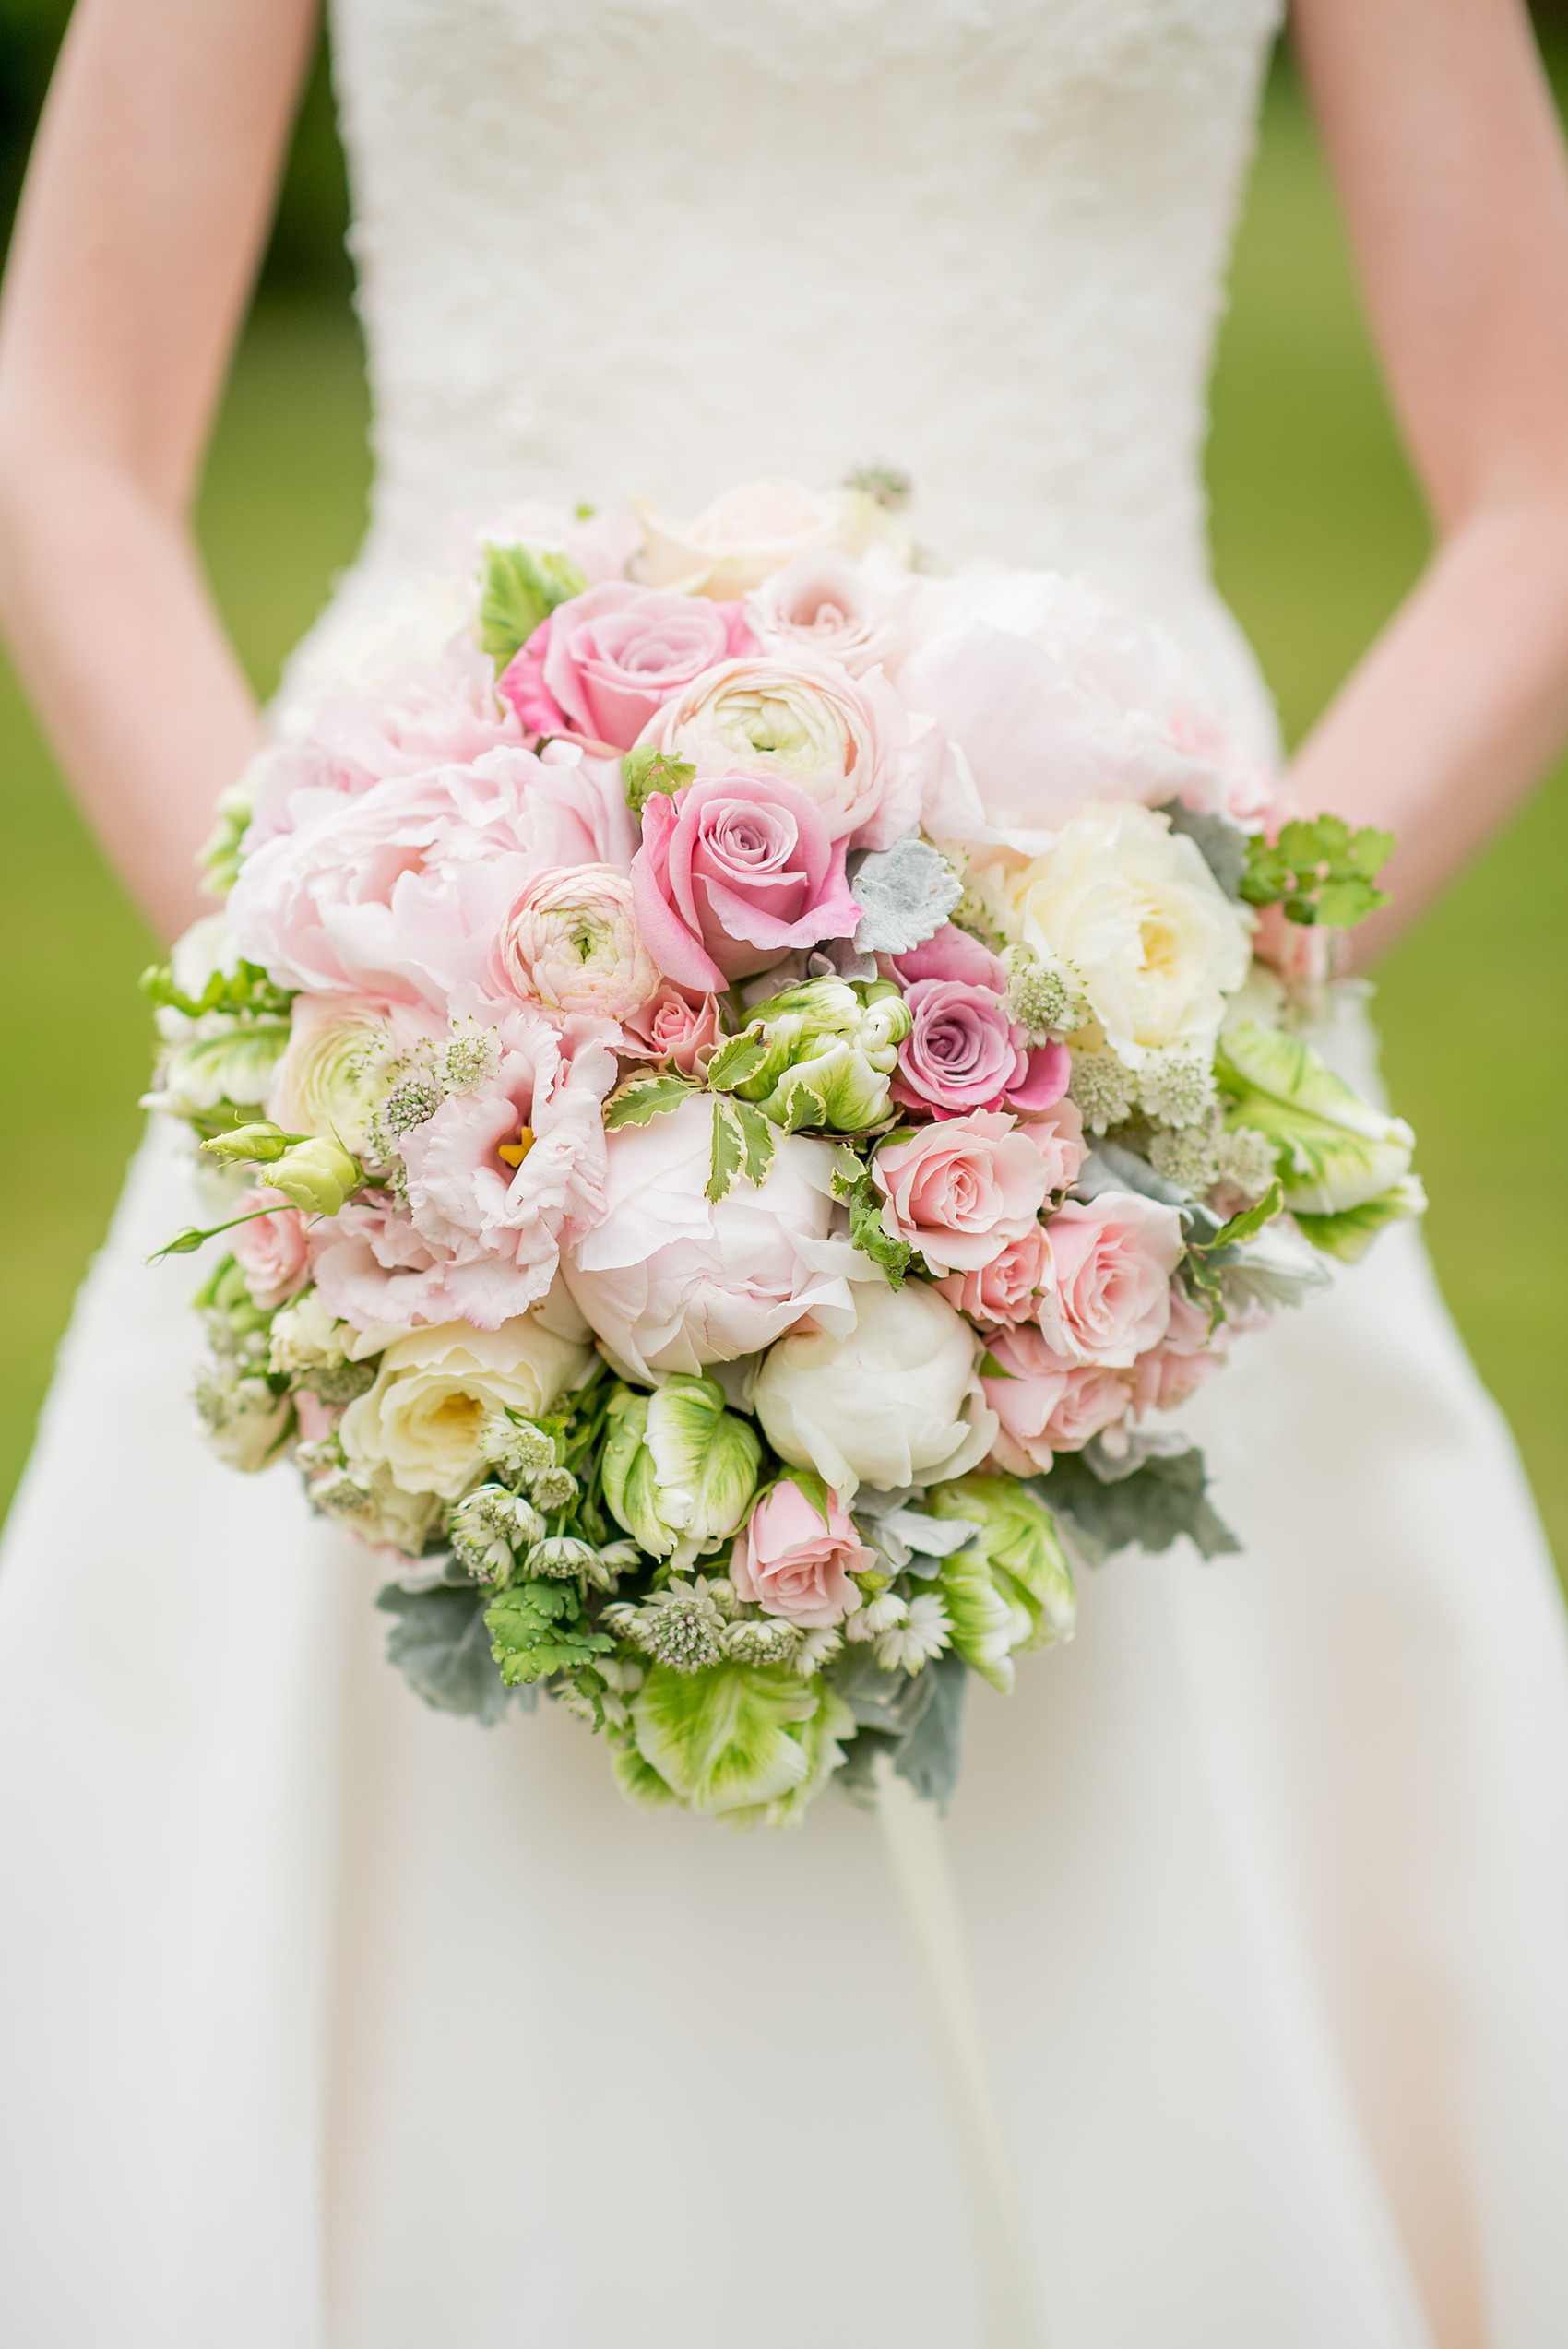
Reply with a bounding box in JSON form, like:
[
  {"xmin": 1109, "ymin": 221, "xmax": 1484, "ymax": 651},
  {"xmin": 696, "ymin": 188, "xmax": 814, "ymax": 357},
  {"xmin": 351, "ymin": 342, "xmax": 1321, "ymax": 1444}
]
[
  {"xmin": 478, "ymin": 541, "xmax": 589, "ymax": 667},
  {"xmin": 707, "ymin": 1097, "xmax": 745, "ymax": 1203},
  {"xmin": 1240, "ymin": 815, "xmax": 1396, "ymax": 930},
  {"xmin": 848, "ymin": 1187, "xmax": 910, "ymax": 1285},
  {"xmin": 730, "ymin": 1098, "xmax": 777, "ymax": 1187},
  {"xmin": 602, "ymin": 1072, "xmax": 700, "ymax": 1129},
  {"xmin": 621, "ymin": 746, "xmax": 695, "ymax": 814},
  {"xmin": 1194, "ymin": 1178, "xmax": 1285, "ymax": 1255},
  {"xmin": 485, "ymin": 1578, "xmax": 612, "ymax": 1684},
  {"xmin": 706, "ymin": 1030, "xmax": 770, "ymax": 1092}
]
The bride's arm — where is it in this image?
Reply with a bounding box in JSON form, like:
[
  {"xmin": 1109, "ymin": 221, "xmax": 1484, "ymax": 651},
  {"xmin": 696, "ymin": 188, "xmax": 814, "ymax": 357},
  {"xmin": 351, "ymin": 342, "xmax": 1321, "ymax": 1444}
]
[
  {"xmin": 0, "ymin": 0, "xmax": 319, "ymax": 943},
  {"xmin": 1289, "ymin": 0, "xmax": 1568, "ymax": 965}
]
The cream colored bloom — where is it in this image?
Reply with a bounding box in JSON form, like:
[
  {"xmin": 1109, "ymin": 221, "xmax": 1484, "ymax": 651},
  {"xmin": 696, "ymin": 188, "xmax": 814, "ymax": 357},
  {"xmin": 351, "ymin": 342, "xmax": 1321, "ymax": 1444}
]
[
  {"xmin": 340, "ymin": 1314, "xmax": 593, "ymax": 1500},
  {"xmin": 991, "ymin": 801, "xmax": 1251, "ymax": 1068},
  {"xmin": 269, "ymin": 995, "xmax": 408, "ymax": 1155},
  {"xmin": 636, "ymin": 478, "xmax": 903, "ymax": 599}
]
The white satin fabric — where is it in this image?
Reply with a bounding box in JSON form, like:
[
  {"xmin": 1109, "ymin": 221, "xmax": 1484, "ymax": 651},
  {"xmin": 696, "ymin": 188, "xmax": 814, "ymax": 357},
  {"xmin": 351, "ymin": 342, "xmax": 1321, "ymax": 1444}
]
[{"xmin": 5, "ymin": 4, "xmax": 1568, "ymax": 2344}]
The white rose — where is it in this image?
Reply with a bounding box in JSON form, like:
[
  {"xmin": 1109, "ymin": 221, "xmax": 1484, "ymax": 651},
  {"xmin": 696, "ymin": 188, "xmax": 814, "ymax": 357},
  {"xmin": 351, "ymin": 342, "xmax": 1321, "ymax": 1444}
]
[
  {"xmin": 340, "ymin": 1313, "xmax": 593, "ymax": 1500},
  {"xmin": 752, "ymin": 1278, "xmax": 998, "ymax": 1501},
  {"xmin": 636, "ymin": 478, "xmax": 905, "ymax": 599},
  {"xmin": 991, "ymin": 801, "xmax": 1252, "ymax": 1067}
]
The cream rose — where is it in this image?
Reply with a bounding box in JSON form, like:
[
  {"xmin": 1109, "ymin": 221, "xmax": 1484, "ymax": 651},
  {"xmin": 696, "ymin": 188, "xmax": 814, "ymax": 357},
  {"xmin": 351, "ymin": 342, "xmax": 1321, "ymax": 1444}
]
[
  {"xmin": 340, "ymin": 1313, "xmax": 593, "ymax": 1500},
  {"xmin": 991, "ymin": 801, "xmax": 1251, "ymax": 1066},
  {"xmin": 636, "ymin": 478, "xmax": 900, "ymax": 599}
]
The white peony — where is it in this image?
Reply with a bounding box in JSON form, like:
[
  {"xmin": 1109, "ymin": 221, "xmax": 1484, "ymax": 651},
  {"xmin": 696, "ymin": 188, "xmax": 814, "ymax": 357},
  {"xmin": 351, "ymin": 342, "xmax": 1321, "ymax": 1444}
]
[
  {"xmin": 340, "ymin": 1313, "xmax": 593, "ymax": 1500},
  {"xmin": 985, "ymin": 801, "xmax": 1252, "ymax": 1067},
  {"xmin": 751, "ymin": 1278, "xmax": 998, "ymax": 1501}
]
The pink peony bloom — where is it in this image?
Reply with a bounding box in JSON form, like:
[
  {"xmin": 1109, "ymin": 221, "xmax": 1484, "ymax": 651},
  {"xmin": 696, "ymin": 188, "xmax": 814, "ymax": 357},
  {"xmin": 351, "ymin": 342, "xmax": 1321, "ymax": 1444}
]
[
  {"xmin": 617, "ymin": 983, "xmax": 721, "ymax": 1076},
  {"xmin": 491, "ymin": 863, "xmax": 659, "ymax": 1018},
  {"xmin": 873, "ymin": 1111, "xmax": 1051, "ymax": 1275},
  {"xmin": 981, "ymin": 1326, "xmax": 1135, "ymax": 1475},
  {"xmin": 563, "ymin": 1096, "xmax": 862, "ymax": 1382},
  {"xmin": 730, "ymin": 1481, "xmax": 873, "ymax": 1629},
  {"xmin": 891, "ymin": 978, "xmax": 1068, "ymax": 1119},
  {"xmin": 227, "ymin": 742, "xmax": 636, "ymax": 1012},
  {"xmin": 497, "ymin": 583, "xmax": 755, "ymax": 753},
  {"xmin": 1036, "ymin": 1191, "xmax": 1184, "ymax": 1368},
  {"xmin": 743, "ymin": 549, "xmax": 901, "ymax": 679},
  {"xmin": 630, "ymin": 771, "xmax": 861, "ymax": 992},
  {"xmin": 1012, "ymin": 1099, "xmax": 1087, "ymax": 1195},
  {"xmin": 637, "ymin": 654, "xmax": 933, "ymax": 849},
  {"xmin": 935, "ymin": 1225, "xmax": 1052, "ymax": 1328},
  {"xmin": 1129, "ymin": 1287, "xmax": 1231, "ymax": 1416},
  {"xmin": 231, "ymin": 1186, "xmax": 311, "ymax": 1311}
]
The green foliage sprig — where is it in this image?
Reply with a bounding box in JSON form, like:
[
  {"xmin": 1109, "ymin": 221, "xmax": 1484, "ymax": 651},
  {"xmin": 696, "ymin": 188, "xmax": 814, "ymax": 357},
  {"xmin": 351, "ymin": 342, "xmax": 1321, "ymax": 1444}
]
[
  {"xmin": 141, "ymin": 957, "xmax": 296, "ymax": 1021},
  {"xmin": 1241, "ymin": 815, "xmax": 1395, "ymax": 929}
]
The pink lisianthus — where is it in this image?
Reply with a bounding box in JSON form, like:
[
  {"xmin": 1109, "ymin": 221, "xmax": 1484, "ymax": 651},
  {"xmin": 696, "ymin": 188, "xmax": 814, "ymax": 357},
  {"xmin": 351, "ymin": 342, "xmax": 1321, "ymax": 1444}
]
[
  {"xmin": 730, "ymin": 1481, "xmax": 873, "ymax": 1629},
  {"xmin": 981, "ymin": 1326, "xmax": 1135, "ymax": 1475},
  {"xmin": 630, "ymin": 771, "xmax": 861, "ymax": 991},
  {"xmin": 891, "ymin": 978, "xmax": 1068, "ymax": 1119},
  {"xmin": 1129, "ymin": 1287, "xmax": 1231, "ymax": 1416},
  {"xmin": 872, "ymin": 1112, "xmax": 1051, "ymax": 1275},
  {"xmin": 1013, "ymin": 1098, "xmax": 1087, "ymax": 1195},
  {"xmin": 617, "ymin": 983, "xmax": 721, "ymax": 1076},
  {"xmin": 935, "ymin": 1225, "xmax": 1052, "ymax": 1328},
  {"xmin": 497, "ymin": 583, "xmax": 756, "ymax": 753},
  {"xmin": 1036, "ymin": 1191, "xmax": 1184, "ymax": 1367},
  {"xmin": 231, "ymin": 1186, "xmax": 311, "ymax": 1311},
  {"xmin": 491, "ymin": 864, "xmax": 659, "ymax": 1018},
  {"xmin": 637, "ymin": 654, "xmax": 932, "ymax": 849},
  {"xmin": 227, "ymin": 741, "xmax": 636, "ymax": 1012}
]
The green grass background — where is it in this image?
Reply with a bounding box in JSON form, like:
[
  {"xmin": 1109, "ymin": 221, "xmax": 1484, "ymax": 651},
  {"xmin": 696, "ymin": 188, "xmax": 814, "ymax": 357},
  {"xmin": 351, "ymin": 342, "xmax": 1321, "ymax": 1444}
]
[{"xmin": 0, "ymin": 66, "xmax": 1563, "ymax": 1558}]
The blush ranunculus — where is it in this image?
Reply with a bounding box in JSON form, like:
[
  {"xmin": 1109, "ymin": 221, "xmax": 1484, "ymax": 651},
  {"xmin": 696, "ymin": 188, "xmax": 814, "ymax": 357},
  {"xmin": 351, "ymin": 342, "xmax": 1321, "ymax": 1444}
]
[
  {"xmin": 630, "ymin": 772, "xmax": 861, "ymax": 992},
  {"xmin": 617, "ymin": 983, "xmax": 721, "ymax": 1076},
  {"xmin": 491, "ymin": 863, "xmax": 659, "ymax": 1018},
  {"xmin": 981, "ymin": 1325, "xmax": 1136, "ymax": 1475},
  {"xmin": 872, "ymin": 1112, "xmax": 1051, "ymax": 1275},
  {"xmin": 730, "ymin": 1482, "xmax": 874, "ymax": 1629},
  {"xmin": 935, "ymin": 1225, "xmax": 1052, "ymax": 1328},
  {"xmin": 1036, "ymin": 1190, "xmax": 1185, "ymax": 1367},
  {"xmin": 743, "ymin": 548, "xmax": 902, "ymax": 678},
  {"xmin": 231, "ymin": 1186, "xmax": 312, "ymax": 1311},
  {"xmin": 497, "ymin": 582, "xmax": 756, "ymax": 753}
]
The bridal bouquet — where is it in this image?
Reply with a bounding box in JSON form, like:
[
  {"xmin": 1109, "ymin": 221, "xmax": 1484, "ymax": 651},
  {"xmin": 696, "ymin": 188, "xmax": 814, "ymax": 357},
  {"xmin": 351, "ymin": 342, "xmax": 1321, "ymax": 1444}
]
[{"xmin": 146, "ymin": 475, "xmax": 1420, "ymax": 1822}]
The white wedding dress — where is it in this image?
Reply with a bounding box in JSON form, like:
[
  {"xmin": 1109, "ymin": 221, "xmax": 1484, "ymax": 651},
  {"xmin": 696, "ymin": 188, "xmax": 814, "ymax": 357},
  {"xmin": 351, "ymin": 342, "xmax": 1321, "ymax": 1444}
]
[{"xmin": 5, "ymin": 4, "xmax": 1568, "ymax": 2344}]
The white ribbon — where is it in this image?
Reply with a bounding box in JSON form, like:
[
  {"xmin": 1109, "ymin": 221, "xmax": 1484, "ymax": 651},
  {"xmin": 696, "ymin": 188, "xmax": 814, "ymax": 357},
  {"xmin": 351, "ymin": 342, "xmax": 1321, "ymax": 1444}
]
[{"xmin": 876, "ymin": 1758, "xmax": 1048, "ymax": 2349}]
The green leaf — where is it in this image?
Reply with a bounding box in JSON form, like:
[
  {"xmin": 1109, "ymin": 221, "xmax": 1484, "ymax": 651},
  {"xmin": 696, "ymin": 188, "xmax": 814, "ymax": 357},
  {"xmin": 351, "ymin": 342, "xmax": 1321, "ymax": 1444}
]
[
  {"xmin": 780, "ymin": 1465, "xmax": 833, "ymax": 1526},
  {"xmin": 478, "ymin": 540, "xmax": 589, "ymax": 667},
  {"xmin": 706, "ymin": 1029, "xmax": 770, "ymax": 1093},
  {"xmin": 893, "ymin": 1650, "xmax": 970, "ymax": 1809},
  {"xmin": 375, "ymin": 1581, "xmax": 517, "ymax": 1726},
  {"xmin": 621, "ymin": 746, "xmax": 695, "ymax": 814},
  {"xmin": 141, "ymin": 957, "xmax": 295, "ymax": 1021},
  {"xmin": 485, "ymin": 1579, "xmax": 612, "ymax": 1684},
  {"xmin": 1239, "ymin": 815, "xmax": 1396, "ymax": 929},
  {"xmin": 1037, "ymin": 1446, "xmax": 1240, "ymax": 1563},
  {"xmin": 1191, "ymin": 1178, "xmax": 1285, "ymax": 1256},
  {"xmin": 847, "ymin": 1184, "xmax": 910, "ymax": 1285},
  {"xmin": 730, "ymin": 1098, "xmax": 778, "ymax": 1187},
  {"xmin": 707, "ymin": 1097, "xmax": 745, "ymax": 1204},
  {"xmin": 602, "ymin": 1072, "xmax": 700, "ymax": 1130}
]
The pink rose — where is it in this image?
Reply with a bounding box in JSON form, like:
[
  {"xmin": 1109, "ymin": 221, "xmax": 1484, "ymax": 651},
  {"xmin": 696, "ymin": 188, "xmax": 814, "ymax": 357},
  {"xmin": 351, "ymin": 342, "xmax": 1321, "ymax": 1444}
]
[
  {"xmin": 743, "ymin": 550, "xmax": 901, "ymax": 678},
  {"xmin": 891, "ymin": 978, "xmax": 1069, "ymax": 1119},
  {"xmin": 232, "ymin": 1186, "xmax": 311, "ymax": 1311},
  {"xmin": 889, "ymin": 924, "xmax": 1007, "ymax": 992},
  {"xmin": 872, "ymin": 1111, "xmax": 1051, "ymax": 1274},
  {"xmin": 491, "ymin": 864, "xmax": 659, "ymax": 1018},
  {"xmin": 293, "ymin": 1390, "xmax": 341, "ymax": 1446},
  {"xmin": 498, "ymin": 583, "xmax": 755, "ymax": 753},
  {"xmin": 981, "ymin": 1326, "xmax": 1134, "ymax": 1474},
  {"xmin": 1036, "ymin": 1191, "xmax": 1184, "ymax": 1367},
  {"xmin": 630, "ymin": 771, "xmax": 861, "ymax": 992},
  {"xmin": 227, "ymin": 742, "xmax": 636, "ymax": 1012},
  {"xmin": 1012, "ymin": 1099, "xmax": 1087, "ymax": 1195},
  {"xmin": 730, "ymin": 1482, "xmax": 874, "ymax": 1629},
  {"xmin": 1129, "ymin": 1287, "xmax": 1231, "ymax": 1416},
  {"xmin": 935, "ymin": 1225, "xmax": 1052, "ymax": 1328},
  {"xmin": 617, "ymin": 983, "xmax": 721, "ymax": 1076}
]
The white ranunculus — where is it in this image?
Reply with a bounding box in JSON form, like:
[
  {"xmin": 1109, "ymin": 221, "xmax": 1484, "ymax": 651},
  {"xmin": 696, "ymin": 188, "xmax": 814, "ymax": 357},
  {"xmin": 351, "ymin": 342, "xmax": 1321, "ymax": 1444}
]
[
  {"xmin": 563, "ymin": 1095, "xmax": 865, "ymax": 1382},
  {"xmin": 989, "ymin": 801, "xmax": 1252, "ymax": 1068},
  {"xmin": 752, "ymin": 1278, "xmax": 998, "ymax": 1501},
  {"xmin": 267, "ymin": 995, "xmax": 435, "ymax": 1155},
  {"xmin": 340, "ymin": 1313, "xmax": 593, "ymax": 1500},
  {"xmin": 636, "ymin": 478, "xmax": 905, "ymax": 599}
]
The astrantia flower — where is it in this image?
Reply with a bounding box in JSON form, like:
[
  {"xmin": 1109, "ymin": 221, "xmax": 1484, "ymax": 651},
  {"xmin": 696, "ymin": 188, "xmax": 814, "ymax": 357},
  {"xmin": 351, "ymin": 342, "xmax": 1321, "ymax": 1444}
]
[{"xmin": 875, "ymin": 1591, "xmax": 953, "ymax": 1673}]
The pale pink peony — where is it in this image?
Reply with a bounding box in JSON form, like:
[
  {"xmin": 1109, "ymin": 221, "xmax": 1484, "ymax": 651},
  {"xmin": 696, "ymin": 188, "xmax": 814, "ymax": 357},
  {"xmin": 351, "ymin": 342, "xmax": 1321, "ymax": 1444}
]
[
  {"xmin": 935, "ymin": 1225, "xmax": 1052, "ymax": 1328},
  {"xmin": 617, "ymin": 983, "xmax": 721, "ymax": 1076},
  {"xmin": 1012, "ymin": 1099, "xmax": 1087, "ymax": 1195},
  {"xmin": 491, "ymin": 864, "xmax": 659, "ymax": 1018},
  {"xmin": 1036, "ymin": 1191, "xmax": 1184, "ymax": 1367},
  {"xmin": 497, "ymin": 583, "xmax": 755, "ymax": 752},
  {"xmin": 563, "ymin": 1095, "xmax": 862, "ymax": 1382},
  {"xmin": 231, "ymin": 1186, "xmax": 311, "ymax": 1311},
  {"xmin": 630, "ymin": 772, "xmax": 861, "ymax": 991},
  {"xmin": 1129, "ymin": 1287, "xmax": 1232, "ymax": 1416},
  {"xmin": 730, "ymin": 1482, "xmax": 873, "ymax": 1629},
  {"xmin": 637, "ymin": 655, "xmax": 932, "ymax": 849},
  {"xmin": 743, "ymin": 550, "xmax": 901, "ymax": 678},
  {"xmin": 227, "ymin": 742, "xmax": 636, "ymax": 1012},
  {"xmin": 872, "ymin": 1112, "xmax": 1051, "ymax": 1275},
  {"xmin": 981, "ymin": 1326, "xmax": 1135, "ymax": 1474}
]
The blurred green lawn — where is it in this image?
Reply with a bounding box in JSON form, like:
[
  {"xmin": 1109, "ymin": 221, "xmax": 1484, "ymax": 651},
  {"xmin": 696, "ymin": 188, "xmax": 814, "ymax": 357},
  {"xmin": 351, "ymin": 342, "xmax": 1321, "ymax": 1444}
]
[{"xmin": 1, "ymin": 69, "xmax": 1563, "ymax": 1557}]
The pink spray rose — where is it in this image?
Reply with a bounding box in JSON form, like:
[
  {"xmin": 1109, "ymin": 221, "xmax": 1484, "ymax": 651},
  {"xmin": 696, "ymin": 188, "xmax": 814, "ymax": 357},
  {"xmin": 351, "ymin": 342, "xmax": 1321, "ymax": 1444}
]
[
  {"xmin": 872, "ymin": 1111, "xmax": 1051, "ymax": 1275},
  {"xmin": 630, "ymin": 771, "xmax": 861, "ymax": 992},
  {"xmin": 891, "ymin": 979, "xmax": 1068, "ymax": 1119},
  {"xmin": 730, "ymin": 1482, "xmax": 874, "ymax": 1629},
  {"xmin": 491, "ymin": 864, "xmax": 659, "ymax": 1018},
  {"xmin": 227, "ymin": 742, "xmax": 636, "ymax": 1012},
  {"xmin": 1129, "ymin": 1287, "xmax": 1232, "ymax": 1416},
  {"xmin": 498, "ymin": 582, "xmax": 755, "ymax": 752},
  {"xmin": 231, "ymin": 1186, "xmax": 311, "ymax": 1311},
  {"xmin": 935, "ymin": 1224, "xmax": 1053, "ymax": 1328},
  {"xmin": 1036, "ymin": 1191, "xmax": 1185, "ymax": 1367},
  {"xmin": 617, "ymin": 983, "xmax": 721, "ymax": 1076},
  {"xmin": 1012, "ymin": 1098, "xmax": 1087, "ymax": 1195},
  {"xmin": 981, "ymin": 1326, "xmax": 1135, "ymax": 1475}
]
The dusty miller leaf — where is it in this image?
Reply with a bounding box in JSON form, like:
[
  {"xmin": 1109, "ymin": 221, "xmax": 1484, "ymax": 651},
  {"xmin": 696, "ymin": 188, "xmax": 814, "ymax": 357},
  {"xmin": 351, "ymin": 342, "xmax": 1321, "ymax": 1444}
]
[
  {"xmin": 374, "ymin": 1581, "xmax": 519, "ymax": 1726},
  {"xmin": 1156, "ymin": 801, "xmax": 1250, "ymax": 901},
  {"xmin": 848, "ymin": 833, "xmax": 964, "ymax": 954},
  {"xmin": 1033, "ymin": 1446, "xmax": 1240, "ymax": 1563}
]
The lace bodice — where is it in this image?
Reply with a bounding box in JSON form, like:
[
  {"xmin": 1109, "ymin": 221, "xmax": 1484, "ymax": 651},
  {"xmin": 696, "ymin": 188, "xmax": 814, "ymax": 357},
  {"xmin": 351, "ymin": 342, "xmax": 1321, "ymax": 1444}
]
[{"xmin": 318, "ymin": 0, "xmax": 1284, "ymax": 741}]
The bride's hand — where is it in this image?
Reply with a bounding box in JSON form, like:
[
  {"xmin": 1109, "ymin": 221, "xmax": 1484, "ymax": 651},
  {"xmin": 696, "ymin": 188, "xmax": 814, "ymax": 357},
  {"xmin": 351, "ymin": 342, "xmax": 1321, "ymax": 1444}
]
[
  {"xmin": 1291, "ymin": 0, "xmax": 1568, "ymax": 966},
  {"xmin": 0, "ymin": 0, "xmax": 318, "ymax": 943}
]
